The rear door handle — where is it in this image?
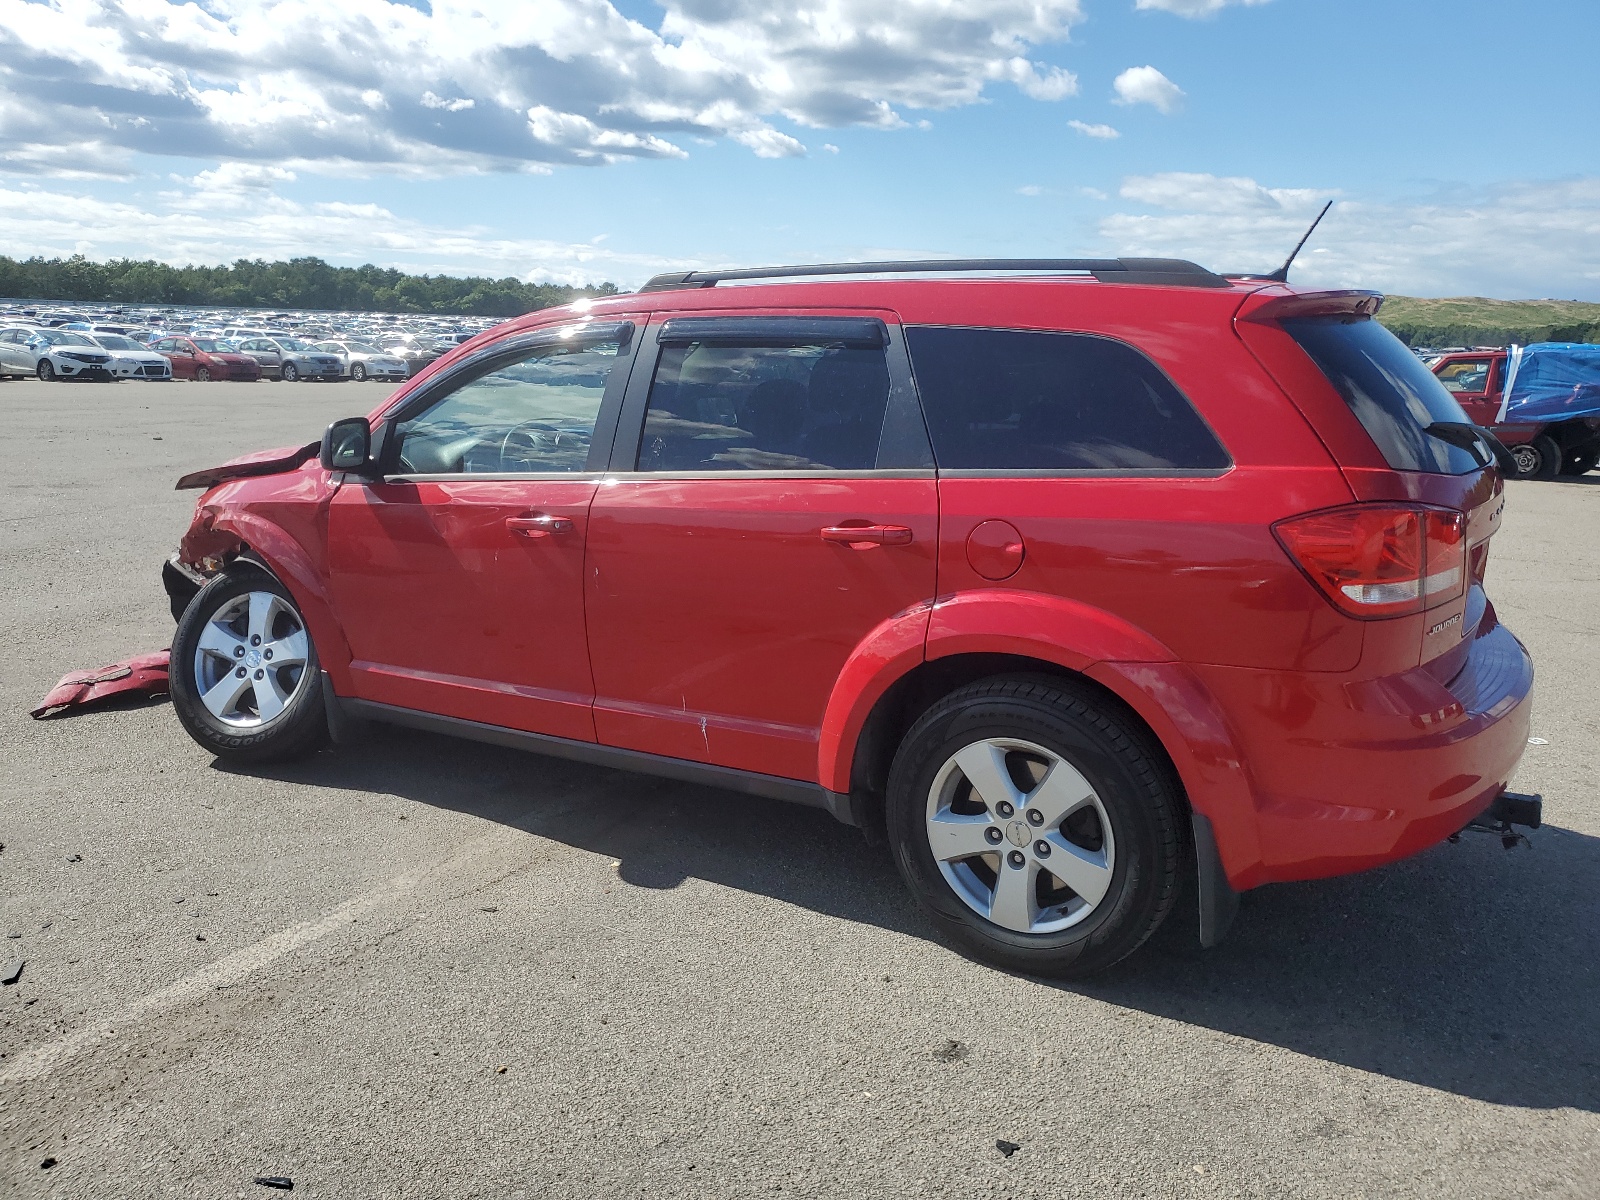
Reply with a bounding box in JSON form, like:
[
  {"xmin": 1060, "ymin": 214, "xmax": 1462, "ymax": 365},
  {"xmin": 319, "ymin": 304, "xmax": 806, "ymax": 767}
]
[
  {"xmin": 506, "ymin": 514, "xmax": 574, "ymax": 538},
  {"xmin": 820, "ymin": 524, "xmax": 913, "ymax": 546}
]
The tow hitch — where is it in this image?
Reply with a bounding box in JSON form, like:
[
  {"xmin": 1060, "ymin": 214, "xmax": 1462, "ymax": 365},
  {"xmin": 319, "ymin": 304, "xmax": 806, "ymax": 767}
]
[{"xmin": 1451, "ymin": 791, "xmax": 1543, "ymax": 850}]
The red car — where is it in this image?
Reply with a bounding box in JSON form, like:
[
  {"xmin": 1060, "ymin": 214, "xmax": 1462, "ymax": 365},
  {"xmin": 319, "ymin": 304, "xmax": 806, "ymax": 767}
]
[
  {"xmin": 1431, "ymin": 348, "xmax": 1600, "ymax": 478},
  {"xmin": 160, "ymin": 260, "xmax": 1538, "ymax": 976},
  {"xmin": 151, "ymin": 335, "xmax": 263, "ymax": 382}
]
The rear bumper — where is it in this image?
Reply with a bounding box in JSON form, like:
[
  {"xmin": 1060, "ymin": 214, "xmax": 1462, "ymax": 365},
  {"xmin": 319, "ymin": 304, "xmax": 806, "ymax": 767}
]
[{"xmin": 1188, "ymin": 621, "xmax": 1533, "ymax": 886}]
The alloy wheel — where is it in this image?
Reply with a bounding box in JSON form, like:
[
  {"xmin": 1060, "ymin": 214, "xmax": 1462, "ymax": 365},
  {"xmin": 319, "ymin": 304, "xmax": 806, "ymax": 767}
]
[
  {"xmin": 1512, "ymin": 444, "xmax": 1540, "ymax": 477},
  {"xmin": 924, "ymin": 737, "xmax": 1115, "ymax": 935},
  {"xmin": 192, "ymin": 591, "xmax": 311, "ymax": 728}
]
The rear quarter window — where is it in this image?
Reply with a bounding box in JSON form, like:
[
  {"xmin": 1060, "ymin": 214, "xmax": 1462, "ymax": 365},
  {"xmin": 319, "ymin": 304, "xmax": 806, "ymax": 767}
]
[
  {"xmin": 1283, "ymin": 316, "xmax": 1482, "ymax": 475},
  {"xmin": 904, "ymin": 326, "xmax": 1229, "ymax": 472}
]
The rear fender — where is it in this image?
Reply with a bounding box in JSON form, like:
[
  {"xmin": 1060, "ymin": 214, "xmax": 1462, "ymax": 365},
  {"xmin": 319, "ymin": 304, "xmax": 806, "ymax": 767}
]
[{"xmin": 817, "ymin": 603, "xmax": 933, "ymax": 794}]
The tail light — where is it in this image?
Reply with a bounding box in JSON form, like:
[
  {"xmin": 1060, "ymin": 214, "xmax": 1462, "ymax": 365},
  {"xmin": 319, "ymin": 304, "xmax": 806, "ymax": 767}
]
[{"xmin": 1273, "ymin": 504, "xmax": 1467, "ymax": 620}]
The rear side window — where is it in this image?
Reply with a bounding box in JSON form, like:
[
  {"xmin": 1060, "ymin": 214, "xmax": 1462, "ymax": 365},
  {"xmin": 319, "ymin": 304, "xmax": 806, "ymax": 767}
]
[
  {"xmin": 904, "ymin": 326, "xmax": 1229, "ymax": 471},
  {"xmin": 1283, "ymin": 316, "xmax": 1481, "ymax": 474},
  {"xmin": 638, "ymin": 341, "xmax": 890, "ymax": 472}
]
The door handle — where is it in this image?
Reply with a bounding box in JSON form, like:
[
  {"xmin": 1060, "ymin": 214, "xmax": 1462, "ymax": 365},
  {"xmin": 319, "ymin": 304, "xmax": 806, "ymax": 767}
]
[
  {"xmin": 820, "ymin": 524, "xmax": 913, "ymax": 547},
  {"xmin": 506, "ymin": 514, "xmax": 574, "ymax": 538}
]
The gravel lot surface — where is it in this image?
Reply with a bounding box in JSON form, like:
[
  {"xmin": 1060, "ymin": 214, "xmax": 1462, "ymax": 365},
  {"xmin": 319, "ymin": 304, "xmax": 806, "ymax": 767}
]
[{"xmin": 1, "ymin": 379, "xmax": 1596, "ymax": 1198}]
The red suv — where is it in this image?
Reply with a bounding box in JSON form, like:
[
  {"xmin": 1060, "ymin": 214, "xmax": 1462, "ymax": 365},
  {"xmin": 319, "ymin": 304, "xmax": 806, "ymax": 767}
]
[{"xmin": 161, "ymin": 259, "xmax": 1537, "ymax": 976}]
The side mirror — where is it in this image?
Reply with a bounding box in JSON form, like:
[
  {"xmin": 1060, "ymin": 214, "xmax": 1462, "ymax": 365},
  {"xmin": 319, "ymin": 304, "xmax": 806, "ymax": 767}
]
[{"xmin": 321, "ymin": 416, "xmax": 374, "ymax": 473}]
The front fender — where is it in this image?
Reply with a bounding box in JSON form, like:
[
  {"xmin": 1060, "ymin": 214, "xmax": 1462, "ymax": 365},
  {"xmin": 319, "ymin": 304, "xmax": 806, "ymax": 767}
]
[{"xmin": 179, "ymin": 478, "xmax": 355, "ymax": 692}]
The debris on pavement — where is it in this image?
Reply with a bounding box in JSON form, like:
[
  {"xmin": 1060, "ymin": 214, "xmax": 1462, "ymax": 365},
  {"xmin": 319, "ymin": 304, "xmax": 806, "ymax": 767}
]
[
  {"xmin": 253, "ymin": 1176, "xmax": 294, "ymax": 1190},
  {"xmin": 30, "ymin": 650, "xmax": 171, "ymax": 719},
  {"xmin": 40, "ymin": 1158, "xmax": 56, "ymax": 1170},
  {"xmin": 2, "ymin": 962, "xmax": 23, "ymax": 985},
  {"xmin": 933, "ymin": 1039, "xmax": 969, "ymax": 1062},
  {"xmin": 996, "ymin": 1140, "xmax": 1021, "ymax": 1157},
  {"xmin": 66, "ymin": 854, "xmax": 81, "ymax": 863}
]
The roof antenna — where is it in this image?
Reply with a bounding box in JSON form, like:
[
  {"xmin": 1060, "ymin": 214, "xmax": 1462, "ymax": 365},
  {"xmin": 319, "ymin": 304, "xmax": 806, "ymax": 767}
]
[{"xmin": 1259, "ymin": 200, "xmax": 1332, "ymax": 283}]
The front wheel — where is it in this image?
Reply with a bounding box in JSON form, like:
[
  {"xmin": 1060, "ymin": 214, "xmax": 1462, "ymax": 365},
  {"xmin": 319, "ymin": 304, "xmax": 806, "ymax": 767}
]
[
  {"xmin": 36, "ymin": 360, "xmax": 55, "ymax": 381},
  {"xmin": 195, "ymin": 366, "xmax": 212, "ymax": 382},
  {"xmin": 886, "ymin": 676, "xmax": 1182, "ymax": 978},
  {"xmin": 170, "ymin": 567, "xmax": 328, "ymax": 763},
  {"xmin": 1510, "ymin": 435, "xmax": 1561, "ymax": 479},
  {"xmin": 351, "ymin": 363, "xmax": 367, "ymax": 381},
  {"xmin": 281, "ymin": 362, "xmax": 299, "ymax": 382}
]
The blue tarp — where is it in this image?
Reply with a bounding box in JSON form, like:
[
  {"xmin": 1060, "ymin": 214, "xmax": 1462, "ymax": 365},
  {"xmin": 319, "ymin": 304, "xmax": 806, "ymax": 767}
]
[{"xmin": 1498, "ymin": 342, "xmax": 1600, "ymax": 423}]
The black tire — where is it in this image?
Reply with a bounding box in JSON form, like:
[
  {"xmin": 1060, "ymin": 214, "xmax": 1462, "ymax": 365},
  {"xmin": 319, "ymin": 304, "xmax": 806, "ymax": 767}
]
[
  {"xmin": 36, "ymin": 360, "xmax": 54, "ymax": 381},
  {"xmin": 281, "ymin": 362, "xmax": 299, "ymax": 382},
  {"xmin": 351, "ymin": 362, "xmax": 367, "ymax": 382},
  {"xmin": 170, "ymin": 566, "xmax": 328, "ymax": 764},
  {"xmin": 1510, "ymin": 435, "xmax": 1560, "ymax": 479},
  {"xmin": 1561, "ymin": 448, "xmax": 1598, "ymax": 476},
  {"xmin": 885, "ymin": 676, "xmax": 1182, "ymax": 978}
]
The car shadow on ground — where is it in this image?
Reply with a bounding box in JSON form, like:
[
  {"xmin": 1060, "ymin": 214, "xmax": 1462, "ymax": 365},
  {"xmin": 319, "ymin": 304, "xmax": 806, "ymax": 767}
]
[{"xmin": 226, "ymin": 723, "xmax": 1600, "ymax": 1116}]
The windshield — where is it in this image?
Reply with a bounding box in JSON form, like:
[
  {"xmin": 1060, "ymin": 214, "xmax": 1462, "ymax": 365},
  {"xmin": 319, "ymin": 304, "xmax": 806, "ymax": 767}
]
[
  {"xmin": 1283, "ymin": 316, "xmax": 1484, "ymax": 475},
  {"xmin": 39, "ymin": 330, "xmax": 95, "ymax": 347},
  {"xmin": 190, "ymin": 339, "xmax": 222, "ymax": 352},
  {"xmin": 94, "ymin": 336, "xmax": 143, "ymax": 351},
  {"xmin": 348, "ymin": 342, "xmax": 383, "ymax": 354},
  {"xmin": 276, "ymin": 338, "xmax": 313, "ymax": 351}
]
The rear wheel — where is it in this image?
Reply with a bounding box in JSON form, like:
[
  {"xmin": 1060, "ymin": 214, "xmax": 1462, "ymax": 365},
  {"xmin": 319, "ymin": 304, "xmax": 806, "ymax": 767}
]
[
  {"xmin": 886, "ymin": 676, "xmax": 1182, "ymax": 978},
  {"xmin": 1562, "ymin": 448, "xmax": 1598, "ymax": 476},
  {"xmin": 170, "ymin": 567, "xmax": 327, "ymax": 763}
]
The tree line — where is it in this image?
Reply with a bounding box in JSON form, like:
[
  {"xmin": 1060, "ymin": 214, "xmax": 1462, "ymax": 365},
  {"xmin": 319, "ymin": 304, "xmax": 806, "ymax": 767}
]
[
  {"xmin": 0, "ymin": 254, "xmax": 619, "ymax": 317},
  {"xmin": 1379, "ymin": 316, "xmax": 1600, "ymax": 348}
]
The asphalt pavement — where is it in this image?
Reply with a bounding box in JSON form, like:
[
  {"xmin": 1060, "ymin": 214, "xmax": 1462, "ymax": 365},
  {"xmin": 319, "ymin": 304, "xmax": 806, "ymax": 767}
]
[{"xmin": 1, "ymin": 379, "xmax": 1596, "ymax": 1198}]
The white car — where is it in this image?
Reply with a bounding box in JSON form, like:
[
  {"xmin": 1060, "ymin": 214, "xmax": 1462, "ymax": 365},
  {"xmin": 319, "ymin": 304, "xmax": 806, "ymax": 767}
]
[
  {"xmin": 0, "ymin": 327, "xmax": 115, "ymax": 381},
  {"xmin": 313, "ymin": 339, "xmax": 410, "ymax": 381},
  {"xmin": 89, "ymin": 333, "xmax": 173, "ymax": 380}
]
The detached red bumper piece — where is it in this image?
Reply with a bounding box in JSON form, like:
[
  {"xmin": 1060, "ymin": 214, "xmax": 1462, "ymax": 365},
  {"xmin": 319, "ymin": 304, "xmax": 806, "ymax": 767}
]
[{"xmin": 30, "ymin": 651, "xmax": 171, "ymax": 719}]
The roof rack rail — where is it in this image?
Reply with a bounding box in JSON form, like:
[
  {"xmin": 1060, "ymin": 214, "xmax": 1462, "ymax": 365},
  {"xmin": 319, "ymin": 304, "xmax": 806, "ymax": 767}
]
[{"xmin": 637, "ymin": 257, "xmax": 1233, "ymax": 293}]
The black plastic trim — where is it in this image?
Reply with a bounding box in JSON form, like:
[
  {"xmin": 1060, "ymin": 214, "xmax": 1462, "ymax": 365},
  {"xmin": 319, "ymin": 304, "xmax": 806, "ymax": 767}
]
[
  {"xmin": 657, "ymin": 316, "xmax": 887, "ymax": 347},
  {"xmin": 1193, "ymin": 811, "xmax": 1240, "ymax": 949},
  {"xmin": 342, "ymin": 697, "xmax": 832, "ymax": 809}
]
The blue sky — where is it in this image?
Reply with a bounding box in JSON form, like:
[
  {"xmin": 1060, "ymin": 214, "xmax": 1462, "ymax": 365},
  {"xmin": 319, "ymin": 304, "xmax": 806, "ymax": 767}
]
[{"xmin": 0, "ymin": 0, "xmax": 1596, "ymax": 297}]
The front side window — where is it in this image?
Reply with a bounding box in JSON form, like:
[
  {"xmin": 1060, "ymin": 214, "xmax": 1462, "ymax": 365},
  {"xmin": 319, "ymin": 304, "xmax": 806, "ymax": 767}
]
[
  {"xmin": 391, "ymin": 334, "xmax": 625, "ymax": 475},
  {"xmin": 905, "ymin": 326, "xmax": 1229, "ymax": 471},
  {"xmin": 637, "ymin": 339, "xmax": 890, "ymax": 472},
  {"xmin": 1435, "ymin": 358, "xmax": 1493, "ymax": 394}
]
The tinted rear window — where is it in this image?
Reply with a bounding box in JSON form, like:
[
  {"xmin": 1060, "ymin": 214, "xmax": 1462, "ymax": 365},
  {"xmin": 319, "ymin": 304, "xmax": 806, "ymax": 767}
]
[
  {"xmin": 1283, "ymin": 316, "xmax": 1482, "ymax": 474},
  {"xmin": 904, "ymin": 326, "xmax": 1229, "ymax": 471}
]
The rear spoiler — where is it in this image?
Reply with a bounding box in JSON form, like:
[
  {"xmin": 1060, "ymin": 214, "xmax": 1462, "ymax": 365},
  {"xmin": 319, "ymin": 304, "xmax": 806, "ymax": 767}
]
[{"xmin": 1237, "ymin": 290, "xmax": 1383, "ymax": 323}]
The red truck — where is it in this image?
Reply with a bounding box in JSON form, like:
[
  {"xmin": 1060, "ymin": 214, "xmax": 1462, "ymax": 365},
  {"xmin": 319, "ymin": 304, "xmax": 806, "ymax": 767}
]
[{"xmin": 1431, "ymin": 348, "xmax": 1600, "ymax": 478}]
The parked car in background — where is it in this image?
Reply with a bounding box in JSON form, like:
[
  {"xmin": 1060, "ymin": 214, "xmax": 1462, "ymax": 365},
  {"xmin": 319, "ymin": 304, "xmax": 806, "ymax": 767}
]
[
  {"xmin": 232, "ymin": 337, "xmax": 344, "ymax": 382},
  {"xmin": 9, "ymin": 328, "xmax": 116, "ymax": 381},
  {"xmin": 0, "ymin": 327, "xmax": 41, "ymax": 379},
  {"xmin": 1432, "ymin": 346, "xmax": 1600, "ymax": 477},
  {"xmin": 312, "ymin": 339, "xmax": 409, "ymax": 381},
  {"xmin": 89, "ymin": 333, "xmax": 173, "ymax": 380},
  {"xmin": 150, "ymin": 335, "xmax": 263, "ymax": 382},
  {"xmin": 376, "ymin": 333, "xmax": 445, "ymax": 378}
]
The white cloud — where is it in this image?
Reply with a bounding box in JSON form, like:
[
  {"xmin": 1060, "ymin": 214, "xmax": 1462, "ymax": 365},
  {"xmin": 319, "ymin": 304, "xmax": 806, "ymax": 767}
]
[
  {"xmin": 1100, "ymin": 172, "xmax": 1600, "ymax": 298},
  {"xmin": 1068, "ymin": 119, "xmax": 1119, "ymax": 139},
  {"xmin": 1112, "ymin": 66, "xmax": 1184, "ymax": 114},
  {"xmin": 821, "ymin": 143, "xmax": 840, "ymax": 154},
  {"xmin": 0, "ymin": 177, "xmax": 686, "ymax": 287},
  {"xmin": 1017, "ymin": 185, "xmax": 1043, "ymax": 196},
  {"xmin": 420, "ymin": 92, "xmax": 475, "ymax": 113},
  {"xmin": 0, "ymin": 0, "xmax": 1089, "ymax": 175},
  {"xmin": 1135, "ymin": 0, "xmax": 1272, "ymax": 16}
]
